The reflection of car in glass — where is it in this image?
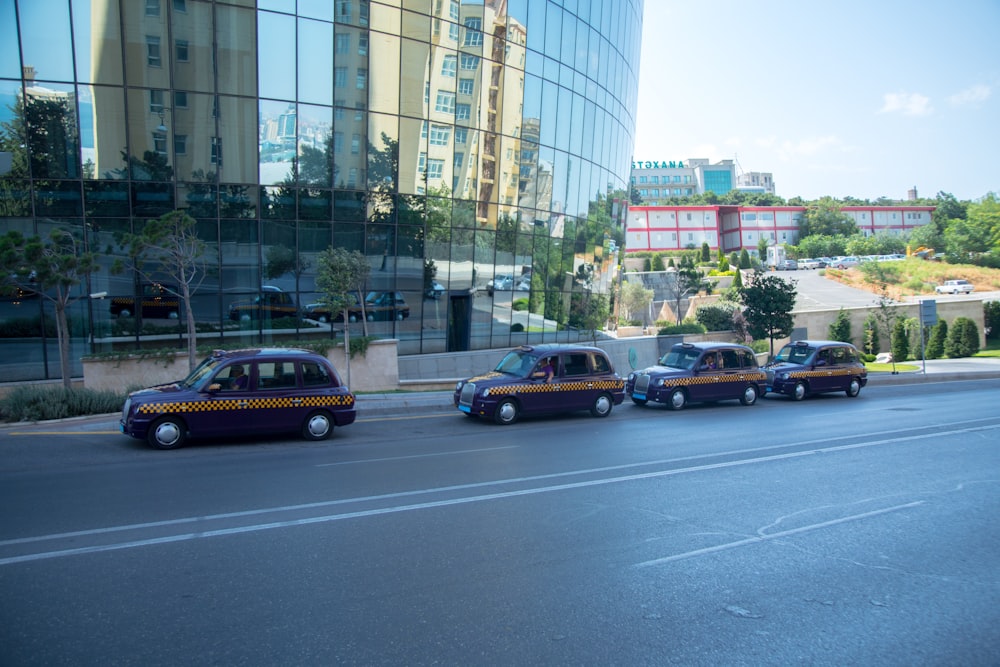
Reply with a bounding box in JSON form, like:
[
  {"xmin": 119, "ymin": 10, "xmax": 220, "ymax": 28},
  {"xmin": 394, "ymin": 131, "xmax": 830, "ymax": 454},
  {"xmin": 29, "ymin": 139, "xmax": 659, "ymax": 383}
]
[
  {"xmin": 304, "ymin": 291, "xmax": 409, "ymax": 322},
  {"xmin": 227, "ymin": 286, "xmax": 299, "ymax": 321},
  {"xmin": 424, "ymin": 280, "xmax": 445, "ymax": 299},
  {"xmin": 764, "ymin": 340, "xmax": 867, "ymax": 401},
  {"xmin": 626, "ymin": 342, "xmax": 765, "ymax": 410},
  {"xmin": 935, "ymin": 279, "xmax": 974, "ymax": 294},
  {"xmin": 119, "ymin": 348, "xmax": 356, "ymax": 449},
  {"xmin": 486, "ymin": 274, "xmax": 514, "ymax": 296},
  {"xmin": 454, "ymin": 344, "xmax": 625, "ymax": 425},
  {"xmin": 110, "ymin": 282, "xmax": 180, "ymax": 319}
]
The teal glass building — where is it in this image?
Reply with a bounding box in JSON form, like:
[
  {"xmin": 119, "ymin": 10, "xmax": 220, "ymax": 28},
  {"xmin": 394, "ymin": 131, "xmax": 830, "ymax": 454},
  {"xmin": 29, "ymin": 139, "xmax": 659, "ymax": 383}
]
[{"xmin": 0, "ymin": 0, "xmax": 642, "ymax": 382}]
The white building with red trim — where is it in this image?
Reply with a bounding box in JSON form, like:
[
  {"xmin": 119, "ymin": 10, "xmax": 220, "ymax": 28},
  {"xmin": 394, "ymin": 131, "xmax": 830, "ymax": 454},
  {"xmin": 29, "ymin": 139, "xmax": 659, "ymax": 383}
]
[{"xmin": 625, "ymin": 204, "xmax": 935, "ymax": 254}]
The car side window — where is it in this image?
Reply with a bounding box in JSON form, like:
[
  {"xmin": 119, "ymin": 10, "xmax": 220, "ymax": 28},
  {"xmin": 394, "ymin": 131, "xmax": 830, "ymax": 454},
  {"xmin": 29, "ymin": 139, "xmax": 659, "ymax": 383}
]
[
  {"xmin": 830, "ymin": 347, "xmax": 847, "ymax": 365},
  {"xmin": 739, "ymin": 349, "xmax": 756, "ymax": 369},
  {"xmin": 563, "ymin": 353, "xmax": 590, "ymax": 376},
  {"xmin": 302, "ymin": 361, "xmax": 332, "ymax": 387},
  {"xmin": 258, "ymin": 361, "xmax": 298, "ymax": 390},
  {"xmin": 720, "ymin": 349, "xmax": 740, "ymax": 370},
  {"xmin": 591, "ymin": 353, "xmax": 611, "ymax": 374}
]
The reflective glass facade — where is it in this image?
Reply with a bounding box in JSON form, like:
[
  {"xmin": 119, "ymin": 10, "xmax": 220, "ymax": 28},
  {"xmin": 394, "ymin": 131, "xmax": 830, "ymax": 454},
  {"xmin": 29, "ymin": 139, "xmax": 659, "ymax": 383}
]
[{"xmin": 0, "ymin": 0, "xmax": 642, "ymax": 382}]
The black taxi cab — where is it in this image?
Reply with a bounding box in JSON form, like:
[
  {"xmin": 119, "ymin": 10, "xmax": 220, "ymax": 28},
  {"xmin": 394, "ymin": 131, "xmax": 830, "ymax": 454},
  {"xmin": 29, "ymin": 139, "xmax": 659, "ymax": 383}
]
[
  {"xmin": 120, "ymin": 348, "xmax": 356, "ymax": 449},
  {"xmin": 626, "ymin": 342, "xmax": 765, "ymax": 410},
  {"xmin": 454, "ymin": 344, "xmax": 625, "ymax": 425},
  {"xmin": 764, "ymin": 340, "xmax": 868, "ymax": 400}
]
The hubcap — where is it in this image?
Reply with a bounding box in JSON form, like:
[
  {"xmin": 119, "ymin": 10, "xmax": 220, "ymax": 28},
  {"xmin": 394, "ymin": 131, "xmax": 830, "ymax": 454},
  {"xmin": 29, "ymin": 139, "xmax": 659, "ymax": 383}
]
[
  {"xmin": 794, "ymin": 383, "xmax": 806, "ymax": 400},
  {"xmin": 595, "ymin": 395, "xmax": 611, "ymax": 414},
  {"xmin": 498, "ymin": 402, "xmax": 516, "ymax": 422},
  {"xmin": 308, "ymin": 415, "xmax": 331, "ymax": 438},
  {"xmin": 155, "ymin": 422, "xmax": 180, "ymax": 447},
  {"xmin": 670, "ymin": 391, "xmax": 685, "ymax": 409}
]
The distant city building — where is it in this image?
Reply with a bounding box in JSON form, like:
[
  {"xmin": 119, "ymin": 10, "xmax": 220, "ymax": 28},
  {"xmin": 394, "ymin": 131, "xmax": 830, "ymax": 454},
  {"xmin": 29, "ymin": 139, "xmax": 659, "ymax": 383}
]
[
  {"xmin": 630, "ymin": 158, "xmax": 736, "ymax": 203},
  {"xmin": 626, "ymin": 204, "xmax": 935, "ymax": 254},
  {"xmin": 735, "ymin": 170, "xmax": 775, "ymax": 195}
]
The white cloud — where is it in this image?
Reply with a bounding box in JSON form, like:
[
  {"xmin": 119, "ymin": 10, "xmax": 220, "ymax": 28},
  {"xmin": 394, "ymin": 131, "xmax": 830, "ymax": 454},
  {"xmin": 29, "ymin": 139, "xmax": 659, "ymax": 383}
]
[
  {"xmin": 879, "ymin": 92, "xmax": 933, "ymax": 116},
  {"xmin": 948, "ymin": 84, "xmax": 991, "ymax": 106},
  {"xmin": 775, "ymin": 135, "xmax": 847, "ymax": 161}
]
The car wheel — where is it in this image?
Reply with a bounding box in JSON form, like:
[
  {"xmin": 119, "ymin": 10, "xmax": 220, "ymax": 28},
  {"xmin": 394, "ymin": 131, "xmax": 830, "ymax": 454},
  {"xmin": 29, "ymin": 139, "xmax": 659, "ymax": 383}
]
[
  {"xmin": 741, "ymin": 384, "xmax": 759, "ymax": 406},
  {"xmin": 366, "ymin": 313, "xmax": 375, "ymax": 322},
  {"xmin": 668, "ymin": 387, "xmax": 686, "ymax": 410},
  {"xmin": 494, "ymin": 398, "xmax": 519, "ymax": 425},
  {"xmin": 348, "ymin": 314, "xmax": 358, "ymax": 323},
  {"xmin": 168, "ymin": 311, "xmax": 179, "ymax": 319},
  {"xmin": 147, "ymin": 416, "xmax": 186, "ymax": 450},
  {"xmin": 846, "ymin": 378, "xmax": 862, "ymax": 398},
  {"xmin": 240, "ymin": 313, "xmax": 251, "ymax": 322},
  {"xmin": 302, "ymin": 409, "xmax": 334, "ymax": 440},
  {"xmin": 631, "ymin": 396, "xmax": 648, "ymax": 406},
  {"xmin": 792, "ymin": 381, "xmax": 807, "ymax": 401},
  {"xmin": 591, "ymin": 392, "xmax": 613, "ymax": 418},
  {"xmin": 118, "ymin": 308, "xmax": 132, "ymax": 318},
  {"xmin": 317, "ymin": 314, "xmax": 329, "ymax": 323},
  {"xmin": 396, "ymin": 312, "xmax": 404, "ymax": 321}
]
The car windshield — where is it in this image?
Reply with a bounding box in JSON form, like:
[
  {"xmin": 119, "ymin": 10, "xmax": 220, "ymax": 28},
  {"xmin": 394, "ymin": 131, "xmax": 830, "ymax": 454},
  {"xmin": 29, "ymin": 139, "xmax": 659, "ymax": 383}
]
[
  {"xmin": 774, "ymin": 345, "xmax": 815, "ymax": 364},
  {"xmin": 179, "ymin": 357, "xmax": 225, "ymax": 390},
  {"xmin": 494, "ymin": 350, "xmax": 538, "ymax": 376},
  {"xmin": 658, "ymin": 347, "xmax": 701, "ymax": 370}
]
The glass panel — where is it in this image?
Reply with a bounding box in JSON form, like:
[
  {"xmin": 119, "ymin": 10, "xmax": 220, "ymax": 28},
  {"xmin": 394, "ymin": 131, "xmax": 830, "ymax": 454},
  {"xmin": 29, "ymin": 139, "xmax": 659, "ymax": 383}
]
[
  {"xmin": 82, "ymin": 84, "xmax": 119, "ymax": 182},
  {"xmin": 22, "ymin": 81, "xmax": 80, "ymax": 179},
  {"xmin": 369, "ymin": 33, "xmax": 399, "ymax": 114},
  {"xmin": 299, "ymin": 0, "xmax": 334, "ymax": 22},
  {"xmin": 259, "ymin": 98, "xmax": 296, "ymax": 186},
  {"xmin": 121, "ymin": 1, "xmax": 170, "ymax": 89},
  {"xmin": 217, "ymin": 95, "xmax": 258, "ymax": 185},
  {"xmin": 400, "ymin": 8, "xmax": 430, "ymax": 40},
  {"xmin": 297, "ymin": 103, "xmax": 332, "ymax": 187},
  {"xmin": 19, "ymin": 0, "xmax": 74, "ymax": 82},
  {"xmin": 398, "ymin": 39, "xmax": 430, "ymax": 118},
  {"xmin": 72, "ymin": 0, "xmax": 122, "ymax": 85},
  {"xmin": 258, "ymin": 11, "xmax": 295, "ymax": 101},
  {"xmin": 216, "ymin": 4, "xmax": 257, "ymax": 97},
  {"xmin": 173, "ymin": 0, "xmax": 215, "ymax": 93},
  {"xmin": 84, "ymin": 180, "xmax": 130, "ymax": 217},
  {"xmin": 34, "ymin": 181, "xmax": 82, "ymax": 217},
  {"xmin": 299, "ymin": 18, "xmax": 333, "ymax": 106},
  {"xmin": 369, "ymin": 1, "xmax": 401, "ymax": 34},
  {"xmin": 0, "ymin": 0, "xmax": 19, "ymax": 78}
]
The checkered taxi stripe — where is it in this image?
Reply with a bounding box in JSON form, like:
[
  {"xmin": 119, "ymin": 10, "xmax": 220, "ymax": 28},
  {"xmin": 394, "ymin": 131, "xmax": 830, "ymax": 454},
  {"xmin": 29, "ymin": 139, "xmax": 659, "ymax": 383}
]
[
  {"xmin": 637, "ymin": 372, "xmax": 767, "ymax": 388},
  {"xmin": 782, "ymin": 368, "xmax": 861, "ymax": 380},
  {"xmin": 490, "ymin": 379, "xmax": 625, "ymax": 394},
  {"xmin": 137, "ymin": 394, "xmax": 355, "ymax": 415}
]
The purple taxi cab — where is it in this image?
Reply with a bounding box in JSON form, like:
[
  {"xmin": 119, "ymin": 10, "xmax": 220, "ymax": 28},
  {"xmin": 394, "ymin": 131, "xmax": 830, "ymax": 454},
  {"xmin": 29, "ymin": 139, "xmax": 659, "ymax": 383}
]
[
  {"xmin": 626, "ymin": 341, "xmax": 766, "ymax": 410},
  {"xmin": 120, "ymin": 348, "xmax": 356, "ymax": 449},
  {"xmin": 764, "ymin": 340, "xmax": 867, "ymax": 400},
  {"xmin": 454, "ymin": 344, "xmax": 625, "ymax": 425}
]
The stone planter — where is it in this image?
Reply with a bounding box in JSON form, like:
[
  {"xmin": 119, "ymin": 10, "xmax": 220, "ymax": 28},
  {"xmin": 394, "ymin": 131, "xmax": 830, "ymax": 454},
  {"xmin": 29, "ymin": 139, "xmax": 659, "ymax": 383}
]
[{"xmin": 83, "ymin": 339, "xmax": 401, "ymax": 394}]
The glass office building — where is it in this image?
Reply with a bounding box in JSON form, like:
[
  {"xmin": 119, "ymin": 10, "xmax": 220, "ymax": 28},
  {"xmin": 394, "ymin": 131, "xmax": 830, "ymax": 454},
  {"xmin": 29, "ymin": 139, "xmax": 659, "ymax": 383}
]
[{"xmin": 0, "ymin": 0, "xmax": 642, "ymax": 382}]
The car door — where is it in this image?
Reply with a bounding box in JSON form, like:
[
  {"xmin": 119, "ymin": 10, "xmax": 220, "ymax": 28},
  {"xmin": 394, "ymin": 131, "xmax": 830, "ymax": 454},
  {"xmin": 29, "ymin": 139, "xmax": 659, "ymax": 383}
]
[
  {"xmin": 689, "ymin": 351, "xmax": 725, "ymax": 402},
  {"xmin": 250, "ymin": 360, "xmax": 304, "ymax": 434},
  {"xmin": 189, "ymin": 362, "xmax": 257, "ymax": 438},
  {"xmin": 717, "ymin": 347, "xmax": 746, "ymax": 399},
  {"xmin": 557, "ymin": 352, "xmax": 597, "ymax": 412},
  {"xmin": 810, "ymin": 347, "xmax": 836, "ymax": 392}
]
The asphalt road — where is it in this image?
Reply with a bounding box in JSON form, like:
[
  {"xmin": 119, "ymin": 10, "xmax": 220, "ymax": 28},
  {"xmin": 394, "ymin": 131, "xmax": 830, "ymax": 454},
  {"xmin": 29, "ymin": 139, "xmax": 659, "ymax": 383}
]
[{"xmin": 1, "ymin": 380, "xmax": 998, "ymax": 665}]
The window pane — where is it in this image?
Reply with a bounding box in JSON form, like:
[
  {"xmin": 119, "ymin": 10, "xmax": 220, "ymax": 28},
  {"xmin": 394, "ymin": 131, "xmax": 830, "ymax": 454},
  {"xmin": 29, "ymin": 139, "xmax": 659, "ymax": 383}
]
[
  {"xmin": 258, "ymin": 11, "xmax": 295, "ymax": 100},
  {"xmin": 19, "ymin": 0, "xmax": 74, "ymax": 82}
]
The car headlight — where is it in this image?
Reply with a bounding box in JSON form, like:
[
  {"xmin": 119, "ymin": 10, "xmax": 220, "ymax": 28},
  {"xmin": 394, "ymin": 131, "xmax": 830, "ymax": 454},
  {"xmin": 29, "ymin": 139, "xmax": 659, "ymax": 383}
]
[
  {"xmin": 627, "ymin": 373, "xmax": 635, "ymax": 382},
  {"xmin": 654, "ymin": 378, "xmax": 665, "ymax": 387},
  {"xmin": 778, "ymin": 372, "xmax": 789, "ymax": 380},
  {"xmin": 455, "ymin": 380, "xmax": 464, "ymax": 391},
  {"xmin": 483, "ymin": 388, "xmax": 491, "ymax": 397}
]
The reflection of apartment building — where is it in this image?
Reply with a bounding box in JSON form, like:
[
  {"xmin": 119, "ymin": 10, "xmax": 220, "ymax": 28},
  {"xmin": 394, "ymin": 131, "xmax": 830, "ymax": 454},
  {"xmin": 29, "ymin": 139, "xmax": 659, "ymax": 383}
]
[
  {"xmin": 735, "ymin": 170, "xmax": 775, "ymax": 195},
  {"xmin": 627, "ymin": 204, "xmax": 935, "ymax": 253}
]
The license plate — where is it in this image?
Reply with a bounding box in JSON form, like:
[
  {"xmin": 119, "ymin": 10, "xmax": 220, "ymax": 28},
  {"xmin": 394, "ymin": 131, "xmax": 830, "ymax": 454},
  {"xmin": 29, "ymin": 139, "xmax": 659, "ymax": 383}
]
[
  {"xmin": 119, "ymin": 423, "xmax": 126, "ymax": 433},
  {"xmin": 459, "ymin": 404, "xmax": 471, "ymax": 413},
  {"xmin": 633, "ymin": 393, "xmax": 646, "ymax": 401}
]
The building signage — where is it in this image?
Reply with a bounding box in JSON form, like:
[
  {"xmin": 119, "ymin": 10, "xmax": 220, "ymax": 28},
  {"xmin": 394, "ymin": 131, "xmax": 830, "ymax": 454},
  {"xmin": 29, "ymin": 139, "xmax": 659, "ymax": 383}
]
[{"xmin": 632, "ymin": 160, "xmax": 685, "ymax": 169}]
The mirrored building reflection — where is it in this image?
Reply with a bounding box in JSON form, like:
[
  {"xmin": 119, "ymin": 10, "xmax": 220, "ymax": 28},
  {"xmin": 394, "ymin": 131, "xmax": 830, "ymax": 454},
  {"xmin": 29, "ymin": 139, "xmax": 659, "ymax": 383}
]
[{"xmin": 0, "ymin": 0, "xmax": 642, "ymax": 382}]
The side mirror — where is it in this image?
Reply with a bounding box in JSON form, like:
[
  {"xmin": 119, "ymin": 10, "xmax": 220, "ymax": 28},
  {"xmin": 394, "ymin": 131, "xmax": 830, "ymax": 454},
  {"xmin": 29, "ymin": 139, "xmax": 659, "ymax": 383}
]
[{"xmin": 530, "ymin": 371, "xmax": 547, "ymax": 380}]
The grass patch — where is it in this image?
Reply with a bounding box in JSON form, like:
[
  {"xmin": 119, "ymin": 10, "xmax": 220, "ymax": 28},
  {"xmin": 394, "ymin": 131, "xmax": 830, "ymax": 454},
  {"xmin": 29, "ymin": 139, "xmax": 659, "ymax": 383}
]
[
  {"xmin": 0, "ymin": 385, "xmax": 128, "ymax": 423},
  {"xmin": 865, "ymin": 362, "xmax": 921, "ymax": 373}
]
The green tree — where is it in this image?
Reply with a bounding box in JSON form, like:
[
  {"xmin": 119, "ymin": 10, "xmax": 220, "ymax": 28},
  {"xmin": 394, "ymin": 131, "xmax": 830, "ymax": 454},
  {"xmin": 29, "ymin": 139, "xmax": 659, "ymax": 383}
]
[
  {"xmin": 569, "ymin": 292, "xmax": 609, "ymax": 340},
  {"xmin": 664, "ymin": 255, "xmax": 711, "ymax": 325},
  {"xmin": 739, "ymin": 249, "xmax": 751, "ymax": 269},
  {"xmin": 265, "ymin": 244, "xmax": 311, "ymax": 282},
  {"xmin": 828, "ymin": 308, "xmax": 852, "ymax": 343},
  {"xmin": 113, "ymin": 211, "xmax": 208, "ymax": 370},
  {"xmin": 738, "ymin": 270, "xmax": 797, "ymax": 358},
  {"xmin": 799, "ymin": 198, "xmax": 858, "ymax": 238},
  {"xmin": 700, "ymin": 241, "xmax": 711, "ymax": 263},
  {"xmin": 620, "ymin": 279, "xmax": 653, "ymax": 324},
  {"xmin": 891, "ymin": 319, "xmax": 910, "ymax": 362},
  {"xmin": 0, "ymin": 229, "xmax": 98, "ymax": 388},
  {"xmin": 695, "ymin": 302, "xmax": 736, "ymax": 332},
  {"xmin": 863, "ymin": 313, "xmax": 880, "ymax": 355},
  {"xmin": 944, "ymin": 317, "xmax": 980, "ymax": 358},
  {"xmin": 925, "ymin": 319, "xmax": 947, "ymax": 359},
  {"xmin": 316, "ymin": 247, "xmax": 371, "ymax": 385},
  {"xmin": 871, "ymin": 284, "xmax": 902, "ymax": 372},
  {"xmin": 651, "ymin": 253, "xmax": 665, "ymax": 271},
  {"xmin": 984, "ymin": 301, "xmax": 1000, "ymax": 341}
]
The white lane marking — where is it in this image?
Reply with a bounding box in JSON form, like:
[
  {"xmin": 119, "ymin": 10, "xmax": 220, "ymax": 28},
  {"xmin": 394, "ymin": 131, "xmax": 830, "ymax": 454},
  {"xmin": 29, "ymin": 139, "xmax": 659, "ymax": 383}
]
[
  {"xmin": 2, "ymin": 423, "xmax": 997, "ymax": 567},
  {"xmin": 635, "ymin": 501, "xmax": 925, "ymax": 568}
]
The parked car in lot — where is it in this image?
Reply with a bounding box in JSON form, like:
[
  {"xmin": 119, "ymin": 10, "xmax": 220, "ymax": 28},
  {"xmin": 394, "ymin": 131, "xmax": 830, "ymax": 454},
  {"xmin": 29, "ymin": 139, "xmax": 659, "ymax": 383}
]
[
  {"xmin": 935, "ymin": 279, "xmax": 974, "ymax": 294},
  {"xmin": 832, "ymin": 256, "xmax": 860, "ymax": 269},
  {"xmin": 486, "ymin": 274, "xmax": 514, "ymax": 296},
  {"xmin": 110, "ymin": 282, "xmax": 180, "ymax": 319},
  {"xmin": 454, "ymin": 344, "xmax": 625, "ymax": 424},
  {"xmin": 625, "ymin": 342, "xmax": 766, "ymax": 410},
  {"xmin": 777, "ymin": 259, "xmax": 798, "ymax": 271},
  {"xmin": 228, "ymin": 286, "xmax": 298, "ymax": 321},
  {"xmin": 764, "ymin": 340, "xmax": 867, "ymax": 400},
  {"xmin": 797, "ymin": 258, "xmax": 827, "ymax": 270},
  {"xmin": 425, "ymin": 280, "xmax": 445, "ymax": 299},
  {"xmin": 119, "ymin": 348, "xmax": 356, "ymax": 449}
]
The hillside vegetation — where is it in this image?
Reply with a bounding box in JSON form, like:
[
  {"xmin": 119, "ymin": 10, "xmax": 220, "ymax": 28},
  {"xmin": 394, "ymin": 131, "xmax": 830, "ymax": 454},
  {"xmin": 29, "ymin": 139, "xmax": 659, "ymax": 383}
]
[{"xmin": 824, "ymin": 258, "xmax": 1000, "ymax": 300}]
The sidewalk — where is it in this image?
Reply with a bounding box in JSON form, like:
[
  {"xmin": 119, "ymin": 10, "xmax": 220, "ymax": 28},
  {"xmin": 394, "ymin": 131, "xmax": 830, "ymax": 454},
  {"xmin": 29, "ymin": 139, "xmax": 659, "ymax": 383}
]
[{"xmin": 356, "ymin": 357, "xmax": 1000, "ymax": 417}]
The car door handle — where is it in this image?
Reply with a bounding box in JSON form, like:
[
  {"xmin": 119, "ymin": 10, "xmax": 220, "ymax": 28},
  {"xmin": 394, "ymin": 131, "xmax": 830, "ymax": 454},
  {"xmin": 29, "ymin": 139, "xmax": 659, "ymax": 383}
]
[
  {"xmin": 237, "ymin": 400, "xmax": 249, "ymax": 408},
  {"xmin": 292, "ymin": 398, "xmax": 303, "ymax": 405}
]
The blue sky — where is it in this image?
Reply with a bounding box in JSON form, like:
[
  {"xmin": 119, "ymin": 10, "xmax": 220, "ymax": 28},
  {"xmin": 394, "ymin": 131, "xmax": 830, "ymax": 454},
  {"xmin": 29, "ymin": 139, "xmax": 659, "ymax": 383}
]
[{"xmin": 633, "ymin": 0, "xmax": 1000, "ymax": 202}]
